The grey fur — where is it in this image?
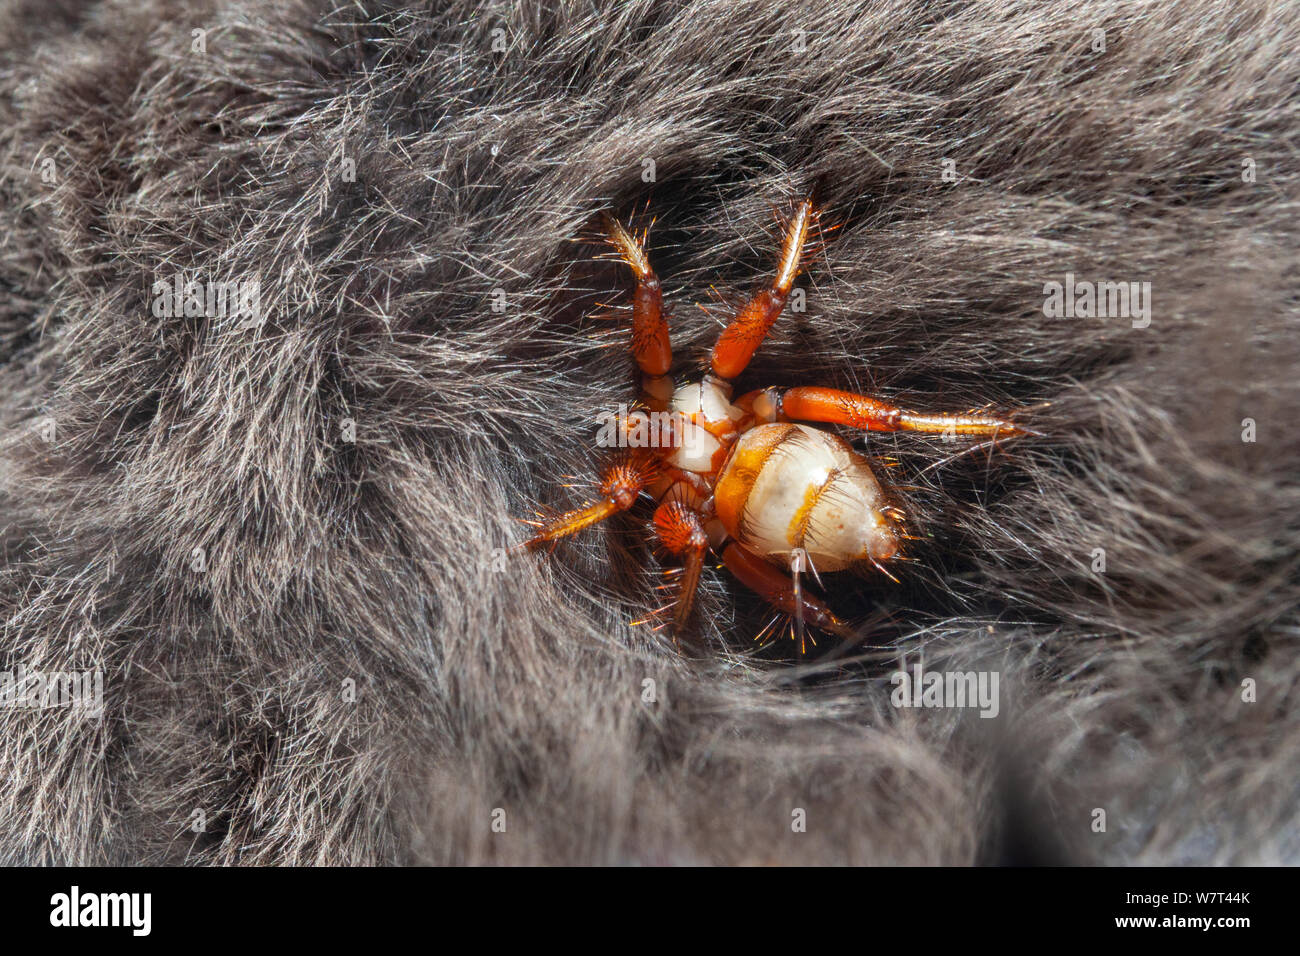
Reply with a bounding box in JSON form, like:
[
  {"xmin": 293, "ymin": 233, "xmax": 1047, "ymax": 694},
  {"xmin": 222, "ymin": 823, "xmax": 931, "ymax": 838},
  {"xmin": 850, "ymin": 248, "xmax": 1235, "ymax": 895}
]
[{"xmin": 0, "ymin": 0, "xmax": 1296, "ymax": 864}]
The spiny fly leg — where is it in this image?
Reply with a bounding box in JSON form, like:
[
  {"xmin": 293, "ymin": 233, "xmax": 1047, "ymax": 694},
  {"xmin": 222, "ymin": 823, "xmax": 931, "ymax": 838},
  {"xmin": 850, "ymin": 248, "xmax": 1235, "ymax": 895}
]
[
  {"xmin": 603, "ymin": 213, "xmax": 672, "ymax": 377},
  {"xmin": 522, "ymin": 451, "xmax": 657, "ymax": 550},
  {"xmin": 710, "ymin": 197, "xmax": 817, "ymax": 380}
]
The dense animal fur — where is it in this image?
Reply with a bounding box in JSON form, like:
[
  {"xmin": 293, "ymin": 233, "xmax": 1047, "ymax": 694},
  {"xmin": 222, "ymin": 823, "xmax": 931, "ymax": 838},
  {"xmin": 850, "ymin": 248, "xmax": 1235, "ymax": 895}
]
[{"xmin": 0, "ymin": 0, "xmax": 1297, "ymax": 865}]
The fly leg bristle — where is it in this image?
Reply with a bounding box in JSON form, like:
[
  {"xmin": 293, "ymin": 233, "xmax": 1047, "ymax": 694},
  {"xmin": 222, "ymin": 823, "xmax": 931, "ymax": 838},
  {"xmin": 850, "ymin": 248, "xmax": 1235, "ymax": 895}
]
[
  {"xmin": 870, "ymin": 558, "xmax": 901, "ymax": 584},
  {"xmin": 653, "ymin": 566, "xmax": 684, "ymax": 593},
  {"xmin": 754, "ymin": 614, "xmax": 782, "ymax": 648},
  {"xmin": 789, "ymin": 548, "xmax": 808, "ymax": 655}
]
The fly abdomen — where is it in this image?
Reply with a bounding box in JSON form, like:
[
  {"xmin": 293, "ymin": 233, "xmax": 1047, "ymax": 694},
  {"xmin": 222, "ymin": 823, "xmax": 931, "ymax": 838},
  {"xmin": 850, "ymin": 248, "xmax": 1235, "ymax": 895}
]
[{"xmin": 713, "ymin": 423, "xmax": 898, "ymax": 571}]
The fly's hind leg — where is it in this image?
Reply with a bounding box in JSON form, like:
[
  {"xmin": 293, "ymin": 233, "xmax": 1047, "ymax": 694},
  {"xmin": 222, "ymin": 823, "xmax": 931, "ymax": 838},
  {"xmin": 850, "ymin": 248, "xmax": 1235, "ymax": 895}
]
[{"xmin": 720, "ymin": 541, "xmax": 853, "ymax": 652}]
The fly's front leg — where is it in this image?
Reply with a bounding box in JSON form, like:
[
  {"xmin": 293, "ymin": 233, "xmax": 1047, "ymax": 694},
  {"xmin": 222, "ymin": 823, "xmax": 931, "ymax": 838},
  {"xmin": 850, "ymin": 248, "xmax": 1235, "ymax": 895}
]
[
  {"xmin": 747, "ymin": 386, "xmax": 1038, "ymax": 439},
  {"xmin": 604, "ymin": 213, "xmax": 672, "ymax": 377},
  {"xmin": 710, "ymin": 197, "xmax": 817, "ymax": 380}
]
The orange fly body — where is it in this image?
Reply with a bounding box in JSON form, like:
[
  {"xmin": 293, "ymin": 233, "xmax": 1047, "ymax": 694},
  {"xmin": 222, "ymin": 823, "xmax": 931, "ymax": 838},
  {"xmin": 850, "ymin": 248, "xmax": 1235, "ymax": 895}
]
[{"xmin": 521, "ymin": 195, "xmax": 1038, "ymax": 653}]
